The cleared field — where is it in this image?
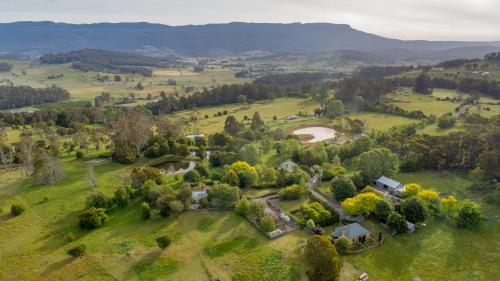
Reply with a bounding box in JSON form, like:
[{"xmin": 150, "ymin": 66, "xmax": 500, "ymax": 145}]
[
  {"xmin": 417, "ymin": 122, "xmax": 465, "ymax": 136},
  {"xmin": 0, "ymin": 59, "xmax": 248, "ymax": 103},
  {"xmin": 468, "ymin": 104, "xmax": 500, "ymax": 118},
  {"xmin": 172, "ymin": 98, "xmax": 319, "ymax": 135},
  {"xmin": 389, "ymin": 91, "xmax": 459, "ymax": 116},
  {"xmin": 349, "ymin": 112, "xmax": 416, "ymax": 131}
]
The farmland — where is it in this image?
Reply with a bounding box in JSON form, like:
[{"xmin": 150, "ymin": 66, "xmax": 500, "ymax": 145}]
[{"xmin": 0, "ymin": 59, "xmax": 249, "ymax": 103}]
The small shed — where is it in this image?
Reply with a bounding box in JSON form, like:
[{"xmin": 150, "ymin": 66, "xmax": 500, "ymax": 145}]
[
  {"xmin": 192, "ymin": 191, "xmax": 208, "ymax": 203},
  {"xmin": 374, "ymin": 176, "xmax": 405, "ymax": 197},
  {"xmin": 332, "ymin": 223, "xmax": 371, "ymax": 243},
  {"xmin": 406, "ymin": 221, "xmax": 416, "ymax": 233}
]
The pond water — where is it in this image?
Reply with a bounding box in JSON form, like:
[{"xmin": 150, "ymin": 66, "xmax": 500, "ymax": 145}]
[
  {"xmin": 151, "ymin": 160, "xmax": 196, "ymax": 174},
  {"xmin": 293, "ymin": 126, "xmax": 336, "ymax": 143}
]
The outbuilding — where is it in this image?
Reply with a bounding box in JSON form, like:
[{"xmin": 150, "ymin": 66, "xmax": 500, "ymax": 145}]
[{"xmin": 374, "ymin": 176, "xmax": 405, "ymax": 197}]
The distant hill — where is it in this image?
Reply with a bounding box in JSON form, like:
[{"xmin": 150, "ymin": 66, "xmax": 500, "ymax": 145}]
[{"xmin": 1, "ymin": 21, "xmax": 500, "ymax": 60}]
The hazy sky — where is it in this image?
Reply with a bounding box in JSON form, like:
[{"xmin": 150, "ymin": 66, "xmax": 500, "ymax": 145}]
[{"xmin": 1, "ymin": 0, "xmax": 499, "ymax": 41}]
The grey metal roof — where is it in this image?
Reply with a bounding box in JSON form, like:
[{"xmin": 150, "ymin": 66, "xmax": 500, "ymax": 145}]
[
  {"xmin": 332, "ymin": 223, "xmax": 370, "ymax": 239},
  {"xmin": 375, "ymin": 176, "xmax": 403, "ymax": 190}
]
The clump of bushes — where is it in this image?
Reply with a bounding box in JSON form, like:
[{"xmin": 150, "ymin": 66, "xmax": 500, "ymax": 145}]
[
  {"xmin": 260, "ymin": 215, "xmax": 277, "ymax": 232},
  {"xmin": 67, "ymin": 244, "xmax": 86, "ymax": 257},
  {"xmin": 10, "ymin": 202, "xmax": 26, "ymax": 216},
  {"xmin": 156, "ymin": 234, "xmax": 171, "ymax": 249},
  {"xmin": 141, "ymin": 202, "xmax": 151, "ymax": 219},
  {"xmin": 78, "ymin": 207, "xmax": 108, "ymax": 230},
  {"xmin": 278, "ymin": 184, "xmax": 307, "ymax": 200}
]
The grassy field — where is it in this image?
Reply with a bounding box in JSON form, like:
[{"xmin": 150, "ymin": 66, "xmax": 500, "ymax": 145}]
[
  {"xmin": 348, "ymin": 170, "xmax": 500, "ymax": 281},
  {"xmin": 172, "ymin": 98, "xmax": 320, "ymax": 135},
  {"xmin": 0, "ymin": 150, "xmax": 363, "ymax": 281},
  {"xmin": 389, "ymin": 90, "xmax": 459, "ymax": 116},
  {"xmin": 0, "ymin": 59, "xmax": 248, "ymax": 102}
]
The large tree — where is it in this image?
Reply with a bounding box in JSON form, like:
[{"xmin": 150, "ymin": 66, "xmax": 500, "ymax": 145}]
[
  {"xmin": 305, "ymin": 235, "xmax": 342, "ymax": 281},
  {"xmin": 224, "ymin": 115, "xmax": 242, "ymax": 136},
  {"xmin": 250, "ymin": 112, "xmax": 265, "ymax": 131},
  {"xmin": 325, "ymin": 100, "xmax": 344, "ymax": 119},
  {"xmin": 353, "ymin": 148, "xmax": 399, "ymax": 180},
  {"xmin": 111, "ymin": 108, "xmax": 152, "ymax": 163},
  {"xmin": 413, "ymin": 73, "xmax": 433, "ymax": 94},
  {"xmin": 237, "ymin": 143, "xmax": 261, "ymax": 165},
  {"xmin": 330, "ymin": 175, "xmax": 356, "ymax": 202}
]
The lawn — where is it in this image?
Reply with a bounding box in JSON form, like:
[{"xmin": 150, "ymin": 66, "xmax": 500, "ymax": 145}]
[{"xmin": 347, "ymin": 170, "xmax": 500, "ymax": 281}]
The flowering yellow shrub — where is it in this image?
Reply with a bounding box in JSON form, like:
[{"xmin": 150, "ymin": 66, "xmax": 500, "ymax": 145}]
[
  {"xmin": 341, "ymin": 191, "xmax": 381, "ymax": 216},
  {"xmin": 418, "ymin": 189, "xmax": 439, "ymax": 201},
  {"xmin": 441, "ymin": 195, "xmax": 458, "ymax": 214},
  {"xmin": 403, "ymin": 183, "xmax": 421, "ymax": 197}
]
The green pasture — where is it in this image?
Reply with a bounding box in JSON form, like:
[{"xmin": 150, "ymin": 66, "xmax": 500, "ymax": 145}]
[{"xmin": 0, "ymin": 59, "xmax": 248, "ymax": 103}]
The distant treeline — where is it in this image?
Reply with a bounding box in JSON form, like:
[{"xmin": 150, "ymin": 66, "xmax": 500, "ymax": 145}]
[
  {"xmin": 0, "ymin": 105, "xmax": 104, "ymax": 126},
  {"xmin": 254, "ymin": 72, "xmax": 345, "ymax": 86},
  {"xmin": 436, "ymin": 58, "xmax": 481, "ymax": 69},
  {"xmin": 148, "ymin": 72, "xmax": 396, "ymax": 115},
  {"xmin": 484, "ymin": 52, "xmax": 500, "ymax": 64},
  {"xmin": 40, "ymin": 49, "xmax": 172, "ymax": 77},
  {"xmin": 149, "ymin": 83, "xmax": 285, "ymax": 115},
  {"xmin": 355, "ymin": 65, "xmax": 414, "ymax": 79},
  {"xmin": 0, "ymin": 63, "xmax": 13, "ymax": 72},
  {"xmin": 328, "ymin": 76, "xmax": 396, "ymax": 102},
  {"xmin": 393, "ymin": 75, "xmax": 500, "ymax": 99},
  {"xmin": 0, "ymin": 85, "xmax": 70, "ymax": 109}
]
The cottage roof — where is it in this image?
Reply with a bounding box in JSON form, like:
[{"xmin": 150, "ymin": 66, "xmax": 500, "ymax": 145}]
[
  {"xmin": 332, "ymin": 223, "xmax": 370, "ymax": 239},
  {"xmin": 375, "ymin": 176, "xmax": 403, "ymax": 190},
  {"xmin": 192, "ymin": 191, "xmax": 208, "ymax": 201}
]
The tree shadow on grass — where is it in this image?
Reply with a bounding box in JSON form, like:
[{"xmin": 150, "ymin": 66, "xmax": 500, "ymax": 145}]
[
  {"xmin": 40, "ymin": 256, "xmax": 74, "ymax": 276},
  {"xmin": 123, "ymin": 249, "xmax": 163, "ymax": 280}
]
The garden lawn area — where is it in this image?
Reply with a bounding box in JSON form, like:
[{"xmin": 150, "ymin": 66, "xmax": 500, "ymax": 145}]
[
  {"xmin": 171, "ymin": 98, "xmax": 319, "ymax": 135},
  {"xmin": 348, "ymin": 170, "xmax": 500, "ymax": 280},
  {"xmin": 348, "ymin": 218, "xmax": 500, "ymax": 281}
]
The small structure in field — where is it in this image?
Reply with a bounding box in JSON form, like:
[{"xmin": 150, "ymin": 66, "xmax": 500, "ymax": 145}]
[
  {"xmin": 332, "ymin": 223, "xmax": 371, "ymax": 243},
  {"xmin": 192, "ymin": 191, "xmax": 208, "ymax": 203},
  {"xmin": 279, "ymin": 160, "xmax": 297, "ymax": 173},
  {"xmin": 406, "ymin": 221, "xmax": 416, "ymax": 233},
  {"xmin": 374, "ymin": 176, "xmax": 405, "ymax": 197},
  {"xmin": 286, "ymin": 114, "xmax": 298, "ymax": 120}
]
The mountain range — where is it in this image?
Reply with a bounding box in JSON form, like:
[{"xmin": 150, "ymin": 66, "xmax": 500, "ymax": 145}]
[{"xmin": 2, "ymin": 21, "xmax": 500, "ymax": 61}]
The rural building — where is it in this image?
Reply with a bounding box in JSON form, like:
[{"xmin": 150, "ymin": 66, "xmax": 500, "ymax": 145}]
[
  {"xmin": 374, "ymin": 176, "xmax": 405, "ymax": 197},
  {"xmin": 279, "ymin": 160, "xmax": 297, "ymax": 173},
  {"xmin": 332, "ymin": 223, "xmax": 371, "ymax": 243},
  {"xmin": 286, "ymin": 114, "xmax": 298, "ymax": 120},
  {"xmin": 192, "ymin": 191, "xmax": 208, "ymax": 203}
]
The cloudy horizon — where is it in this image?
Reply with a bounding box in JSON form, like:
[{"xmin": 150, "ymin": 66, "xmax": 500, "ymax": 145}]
[{"xmin": 1, "ymin": 0, "xmax": 499, "ymax": 41}]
